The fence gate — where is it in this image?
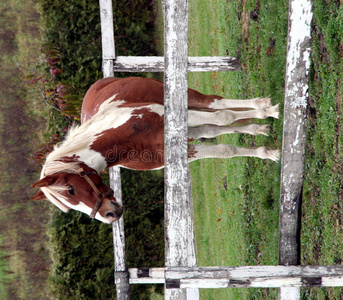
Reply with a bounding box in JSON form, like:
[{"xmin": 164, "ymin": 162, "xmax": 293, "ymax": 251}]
[{"xmin": 97, "ymin": 0, "xmax": 343, "ymax": 299}]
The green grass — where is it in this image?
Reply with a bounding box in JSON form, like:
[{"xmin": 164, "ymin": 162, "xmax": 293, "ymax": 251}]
[
  {"xmin": 188, "ymin": 0, "xmax": 343, "ymax": 299},
  {"xmin": 188, "ymin": 0, "xmax": 286, "ymax": 298},
  {"xmin": 2, "ymin": 0, "xmax": 342, "ymax": 298},
  {"xmin": 300, "ymin": 2, "xmax": 343, "ymax": 299},
  {"xmin": 0, "ymin": 0, "xmax": 53, "ymax": 298},
  {"xmin": 0, "ymin": 237, "xmax": 10, "ymax": 300}
]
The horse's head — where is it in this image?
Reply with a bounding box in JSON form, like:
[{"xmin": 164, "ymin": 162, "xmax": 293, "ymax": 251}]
[{"xmin": 32, "ymin": 168, "xmax": 123, "ymax": 224}]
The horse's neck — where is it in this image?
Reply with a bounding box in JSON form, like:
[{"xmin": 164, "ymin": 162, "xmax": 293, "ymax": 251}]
[
  {"xmin": 73, "ymin": 147, "xmax": 108, "ymax": 172},
  {"xmin": 54, "ymin": 101, "xmax": 138, "ymax": 172},
  {"xmin": 48, "ymin": 131, "xmax": 109, "ymax": 173}
]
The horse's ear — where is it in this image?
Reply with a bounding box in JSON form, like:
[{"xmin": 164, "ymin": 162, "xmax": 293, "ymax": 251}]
[
  {"xmin": 32, "ymin": 175, "xmax": 56, "ymax": 188},
  {"xmin": 31, "ymin": 190, "xmax": 47, "ymax": 201}
]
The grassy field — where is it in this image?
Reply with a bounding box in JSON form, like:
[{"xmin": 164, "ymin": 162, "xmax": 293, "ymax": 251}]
[
  {"xmin": 188, "ymin": 0, "xmax": 286, "ymax": 299},
  {"xmin": 2, "ymin": 0, "xmax": 343, "ymax": 298},
  {"xmin": 301, "ymin": 1, "xmax": 343, "ymax": 298},
  {"xmin": 0, "ymin": 0, "xmax": 52, "ymax": 298},
  {"xmin": 187, "ymin": 0, "xmax": 343, "ymax": 299}
]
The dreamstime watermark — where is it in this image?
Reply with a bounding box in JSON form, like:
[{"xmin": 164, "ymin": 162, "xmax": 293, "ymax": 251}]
[{"xmin": 105, "ymin": 145, "xmax": 164, "ymax": 164}]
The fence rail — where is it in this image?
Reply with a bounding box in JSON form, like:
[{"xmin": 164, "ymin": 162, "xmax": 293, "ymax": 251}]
[
  {"xmin": 128, "ymin": 265, "xmax": 343, "ymax": 288},
  {"xmin": 112, "ymin": 56, "xmax": 240, "ymax": 72}
]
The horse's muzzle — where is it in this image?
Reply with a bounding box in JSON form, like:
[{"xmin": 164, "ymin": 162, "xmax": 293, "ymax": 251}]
[{"xmin": 105, "ymin": 201, "xmax": 123, "ymax": 222}]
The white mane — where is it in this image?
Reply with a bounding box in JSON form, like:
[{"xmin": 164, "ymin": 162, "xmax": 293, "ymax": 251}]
[
  {"xmin": 42, "ymin": 98, "xmax": 126, "ymax": 172},
  {"xmin": 40, "ymin": 98, "xmax": 125, "ymax": 211}
]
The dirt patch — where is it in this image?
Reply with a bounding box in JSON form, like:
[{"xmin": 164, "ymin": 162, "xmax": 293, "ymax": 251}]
[
  {"xmin": 335, "ymin": 79, "xmax": 343, "ymax": 227},
  {"xmin": 0, "ymin": 65, "xmax": 51, "ymax": 299},
  {"xmin": 241, "ymin": 1, "xmax": 250, "ymax": 42},
  {"xmin": 312, "ymin": 25, "xmax": 331, "ymax": 66},
  {"xmin": 237, "ymin": 0, "xmax": 262, "ymax": 63},
  {"xmin": 336, "ymin": 78, "xmax": 342, "ymax": 152}
]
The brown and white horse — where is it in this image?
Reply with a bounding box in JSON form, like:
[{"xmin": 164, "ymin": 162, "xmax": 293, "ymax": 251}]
[{"xmin": 32, "ymin": 77, "xmax": 279, "ymax": 224}]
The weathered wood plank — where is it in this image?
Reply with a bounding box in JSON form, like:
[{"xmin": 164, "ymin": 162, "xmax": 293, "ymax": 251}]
[
  {"xmin": 163, "ymin": 0, "xmax": 189, "ymax": 299},
  {"xmin": 279, "ymin": 0, "xmax": 312, "ymax": 265},
  {"xmin": 99, "ymin": 0, "xmax": 115, "ymax": 60},
  {"xmin": 100, "ymin": 0, "xmax": 130, "ymax": 299},
  {"xmin": 110, "ymin": 168, "xmax": 130, "ymax": 299},
  {"xmin": 99, "ymin": 0, "xmax": 115, "ymax": 78},
  {"xmin": 279, "ymin": 1, "xmax": 312, "ymax": 298},
  {"xmin": 163, "ymin": 0, "xmax": 189, "ymax": 270},
  {"xmin": 129, "ymin": 267, "xmax": 165, "ymax": 284},
  {"xmin": 279, "ymin": 287, "xmax": 300, "ymax": 300},
  {"xmin": 128, "ymin": 266, "xmax": 343, "ymax": 288},
  {"xmin": 186, "ymin": 171, "xmax": 197, "ymax": 268},
  {"xmin": 113, "ymin": 56, "xmax": 240, "ymax": 72}
]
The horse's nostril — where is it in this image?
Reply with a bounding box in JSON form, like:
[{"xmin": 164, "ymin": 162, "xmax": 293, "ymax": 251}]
[
  {"xmin": 105, "ymin": 203, "xmax": 123, "ymax": 222},
  {"xmin": 106, "ymin": 212, "xmax": 116, "ymax": 219}
]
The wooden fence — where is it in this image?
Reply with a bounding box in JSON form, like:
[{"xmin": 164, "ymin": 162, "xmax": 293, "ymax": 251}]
[
  {"xmin": 128, "ymin": 265, "xmax": 343, "ymax": 288},
  {"xmin": 97, "ymin": 0, "xmax": 343, "ymax": 299},
  {"xmin": 278, "ymin": 0, "xmax": 313, "ymax": 298}
]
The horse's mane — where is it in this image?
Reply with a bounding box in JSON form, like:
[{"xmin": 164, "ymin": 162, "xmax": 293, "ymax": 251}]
[
  {"xmin": 39, "ymin": 98, "xmax": 121, "ymax": 212},
  {"xmin": 43, "ymin": 97, "xmax": 123, "ymax": 170},
  {"xmin": 41, "ymin": 186, "xmax": 70, "ymax": 212},
  {"xmin": 42, "ymin": 160, "xmax": 81, "ymax": 176},
  {"xmin": 40, "ymin": 160, "xmax": 81, "ymax": 213},
  {"xmin": 43, "ymin": 126, "xmax": 92, "ymax": 168}
]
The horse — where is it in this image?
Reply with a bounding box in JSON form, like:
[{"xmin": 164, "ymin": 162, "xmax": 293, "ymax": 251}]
[{"xmin": 32, "ymin": 77, "xmax": 279, "ymax": 224}]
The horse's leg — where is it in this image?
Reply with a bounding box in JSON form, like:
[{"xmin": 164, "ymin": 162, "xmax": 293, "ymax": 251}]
[
  {"xmin": 187, "ymin": 88, "xmax": 273, "ymax": 110},
  {"xmin": 188, "ymin": 144, "xmax": 280, "ymax": 162},
  {"xmin": 188, "ymin": 124, "xmax": 270, "ymax": 139},
  {"xmin": 208, "ymin": 97, "xmax": 272, "ymax": 110},
  {"xmin": 188, "ymin": 104, "xmax": 279, "ymax": 127}
]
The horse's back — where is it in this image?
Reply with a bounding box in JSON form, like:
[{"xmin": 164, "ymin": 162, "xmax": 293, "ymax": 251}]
[
  {"xmin": 81, "ymin": 77, "xmax": 164, "ymax": 123},
  {"xmin": 81, "ymin": 76, "xmax": 223, "ymax": 123}
]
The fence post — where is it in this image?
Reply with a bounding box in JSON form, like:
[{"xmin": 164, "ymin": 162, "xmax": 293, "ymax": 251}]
[
  {"xmin": 279, "ymin": 0, "xmax": 313, "ymax": 299},
  {"xmin": 99, "ymin": 0, "xmax": 130, "ymax": 299},
  {"xmin": 163, "ymin": 0, "xmax": 191, "ymax": 299}
]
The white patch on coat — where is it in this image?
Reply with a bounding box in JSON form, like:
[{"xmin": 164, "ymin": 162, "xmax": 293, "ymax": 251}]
[
  {"xmin": 98, "ymin": 94, "xmax": 120, "ymax": 111},
  {"xmin": 209, "ymin": 98, "xmax": 227, "ymax": 110},
  {"xmin": 147, "ymin": 104, "xmax": 164, "ymax": 116}
]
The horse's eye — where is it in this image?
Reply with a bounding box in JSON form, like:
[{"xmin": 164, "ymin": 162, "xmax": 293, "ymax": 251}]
[{"xmin": 69, "ymin": 186, "xmax": 75, "ymax": 195}]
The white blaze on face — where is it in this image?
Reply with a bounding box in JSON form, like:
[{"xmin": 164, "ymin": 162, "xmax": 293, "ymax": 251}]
[{"xmin": 52, "ymin": 194, "xmax": 112, "ymax": 224}]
